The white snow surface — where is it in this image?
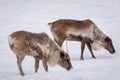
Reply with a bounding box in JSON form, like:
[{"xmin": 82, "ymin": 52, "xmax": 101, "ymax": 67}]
[{"xmin": 0, "ymin": 0, "xmax": 120, "ymax": 80}]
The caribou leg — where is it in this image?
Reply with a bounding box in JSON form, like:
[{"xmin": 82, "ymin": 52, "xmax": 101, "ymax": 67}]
[
  {"xmin": 34, "ymin": 57, "xmax": 40, "ymax": 73},
  {"xmin": 42, "ymin": 54, "xmax": 48, "ymax": 72},
  {"xmin": 54, "ymin": 38, "xmax": 65, "ymax": 47},
  {"xmin": 86, "ymin": 42, "xmax": 96, "ymax": 59},
  {"xmin": 16, "ymin": 55, "xmax": 25, "ymax": 76},
  {"xmin": 80, "ymin": 39, "xmax": 86, "ymax": 60}
]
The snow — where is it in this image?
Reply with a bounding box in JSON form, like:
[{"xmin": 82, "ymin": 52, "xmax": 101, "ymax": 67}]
[{"xmin": 0, "ymin": 0, "xmax": 120, "ymax": 80}]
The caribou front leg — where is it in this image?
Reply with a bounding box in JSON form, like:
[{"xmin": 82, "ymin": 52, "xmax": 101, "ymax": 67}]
[
  {"xmin": 80, "ymin": 39, "xmax": 86, "ymax": 60},
  {"xmin": 54, "ymin": 38, "xmax": 65, "ymax": 47},
  {"xmin": 86, "ymin": 42, "xmax": 96, "ymax": 59},
  {"xmin": 34, "ymin": 57, "xmax": 40, "ymax": 73},
  {"xmin": 42, "ymin": 54, "xmax": 48, "ymax": 72}
]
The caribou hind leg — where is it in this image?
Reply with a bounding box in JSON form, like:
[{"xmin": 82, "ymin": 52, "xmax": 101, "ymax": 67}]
[{"xmin": 16, "ymin": 55, "xmax": 25, "ymax": 76}]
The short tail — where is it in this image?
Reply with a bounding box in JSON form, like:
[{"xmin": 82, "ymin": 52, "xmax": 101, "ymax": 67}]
[
  {"xmin": 8, "ymin": 35, "xmax": 16, "ymax": 46},
  {"xmin": 48, "ymin": 22, "xmax": 53, "ymax": 28}
]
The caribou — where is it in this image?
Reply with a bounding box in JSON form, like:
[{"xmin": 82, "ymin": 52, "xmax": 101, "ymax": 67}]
[
  {"xmin": 8, "ymin": 31, "xmax": 72, "ymax": 76},
  {"xmin": 48, "ymin": 19, "xmax": 115, "ymax": 60}
]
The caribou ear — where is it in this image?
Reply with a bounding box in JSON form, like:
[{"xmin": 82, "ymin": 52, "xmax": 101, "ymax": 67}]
[
  {"xmin": 60, "ymin": 52, "xmax": 65, "ymax": 58},
  {"xmin": 105, "ymin": 37, "xmax": 111, "ymax": 42}
]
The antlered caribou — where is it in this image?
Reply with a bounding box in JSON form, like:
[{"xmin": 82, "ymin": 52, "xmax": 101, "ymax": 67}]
[{"xmin": 48, "ymin": 19, "xmax": 115, "ymax": 60}]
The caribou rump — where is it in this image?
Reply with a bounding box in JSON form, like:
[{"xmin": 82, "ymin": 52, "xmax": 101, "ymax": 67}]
[
  {"xmin": 8, "ymin": 31, "xmax": 72, "ymax": 76},
  {"xmin": 48, "ymin": 19, "xmax": 115, "ymax": 60}
]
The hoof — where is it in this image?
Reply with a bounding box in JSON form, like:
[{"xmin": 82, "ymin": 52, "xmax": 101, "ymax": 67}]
[
  {"xmin": 20, "ymin": 73, "xmax": 25, "ymax": 76},
  {"xmin": 35, "ymin": 70, "xmax": 38, "ymax": 73},
  {"xmin": 80, "ymin": 58, "xmax": 84, "ymax": 60},
  {"xmin": 92, "ymin": 56, "xmax": 96, "ymax": 59}
]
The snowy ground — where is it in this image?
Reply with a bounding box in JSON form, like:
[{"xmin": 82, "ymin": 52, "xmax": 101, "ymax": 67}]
[{"xmin": 0, "ymin": 0, "xmax": 120, "ymax": 80}]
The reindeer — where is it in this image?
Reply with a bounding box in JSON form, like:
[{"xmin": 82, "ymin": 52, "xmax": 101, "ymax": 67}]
[
  {"xmin": 8, "ymin": 31, "xmax": 72, "ymax": 76},
  {"xmin": 48, "ymin": 19, "xmax": 115, "ymax": 60}
]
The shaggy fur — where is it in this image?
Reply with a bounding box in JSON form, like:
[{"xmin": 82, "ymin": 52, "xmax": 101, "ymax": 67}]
[
  {"xmin": 48, "ymin": 19, "xmax": 115, "ymax": 60},
  {"xmin": 8, "ymin": 31, "xmax": 72, "ymax": 76}
]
